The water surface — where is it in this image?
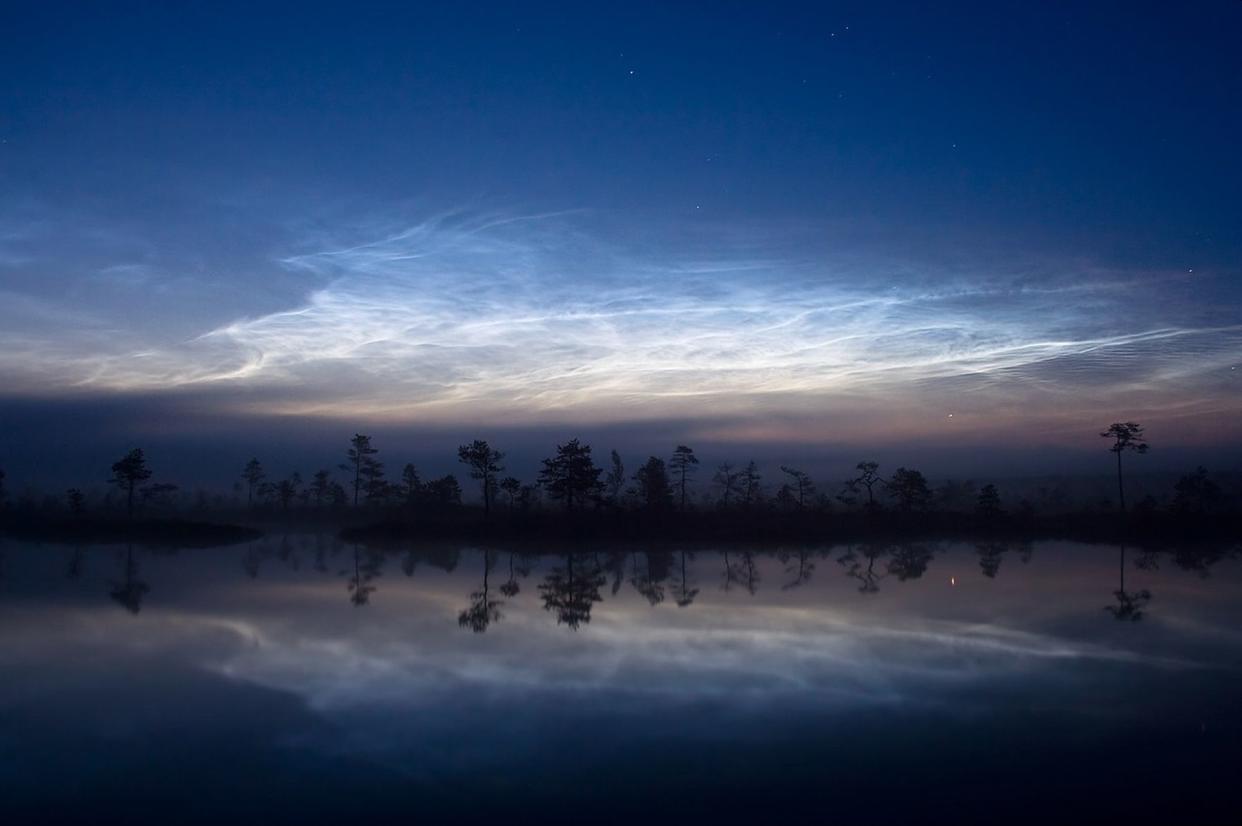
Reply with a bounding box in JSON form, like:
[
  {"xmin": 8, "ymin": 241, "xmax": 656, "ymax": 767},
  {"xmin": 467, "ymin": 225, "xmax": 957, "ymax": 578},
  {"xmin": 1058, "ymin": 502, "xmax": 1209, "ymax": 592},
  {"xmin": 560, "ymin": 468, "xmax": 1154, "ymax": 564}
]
[{"xmin": 1, "ymin": 538, "xmax": 1238, "ymax": 824}]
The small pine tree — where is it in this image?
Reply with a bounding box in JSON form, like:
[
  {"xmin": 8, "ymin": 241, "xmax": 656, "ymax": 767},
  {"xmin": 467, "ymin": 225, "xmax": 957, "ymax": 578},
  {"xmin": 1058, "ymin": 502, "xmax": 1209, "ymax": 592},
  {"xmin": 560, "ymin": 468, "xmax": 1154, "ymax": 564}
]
[
  {"xmin": 669, "ymin": 445, "xmax": 699, "ymax": 511},
  {"xmin": 110, "ymin": 449, "xmax": 153, "ymax": 518}
]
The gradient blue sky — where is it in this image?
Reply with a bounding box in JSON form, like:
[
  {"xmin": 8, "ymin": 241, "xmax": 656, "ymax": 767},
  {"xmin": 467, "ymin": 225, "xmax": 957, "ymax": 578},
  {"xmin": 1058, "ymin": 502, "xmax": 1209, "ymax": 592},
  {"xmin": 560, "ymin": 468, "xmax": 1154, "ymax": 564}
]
[{"xmin": 2, "ymin": 1, "xmax": 1241, "ymax": 484}]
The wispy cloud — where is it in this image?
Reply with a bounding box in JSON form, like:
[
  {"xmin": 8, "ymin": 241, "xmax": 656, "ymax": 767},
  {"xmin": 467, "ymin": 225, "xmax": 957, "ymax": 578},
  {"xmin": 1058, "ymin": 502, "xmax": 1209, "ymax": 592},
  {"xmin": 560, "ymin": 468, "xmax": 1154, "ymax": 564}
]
[{"xmin": 3, "ymin": 208, "xmax": 1239, "ymax": 439}]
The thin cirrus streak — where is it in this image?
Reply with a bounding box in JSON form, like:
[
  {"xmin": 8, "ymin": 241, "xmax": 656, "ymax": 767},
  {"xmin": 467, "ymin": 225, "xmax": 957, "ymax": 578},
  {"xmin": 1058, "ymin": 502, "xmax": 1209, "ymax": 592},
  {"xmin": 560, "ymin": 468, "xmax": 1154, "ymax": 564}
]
[{"xmin": 6, "ymin": 210, "xmax": 1240, "ymax": 433}]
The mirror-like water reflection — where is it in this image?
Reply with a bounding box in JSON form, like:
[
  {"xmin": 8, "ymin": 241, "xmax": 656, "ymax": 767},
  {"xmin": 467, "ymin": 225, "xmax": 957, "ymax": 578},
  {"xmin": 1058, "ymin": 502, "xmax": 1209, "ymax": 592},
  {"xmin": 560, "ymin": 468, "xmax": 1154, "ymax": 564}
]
[{"xmin": 1, "ymin": 538, "xmax": 1239, "ymax": 824}]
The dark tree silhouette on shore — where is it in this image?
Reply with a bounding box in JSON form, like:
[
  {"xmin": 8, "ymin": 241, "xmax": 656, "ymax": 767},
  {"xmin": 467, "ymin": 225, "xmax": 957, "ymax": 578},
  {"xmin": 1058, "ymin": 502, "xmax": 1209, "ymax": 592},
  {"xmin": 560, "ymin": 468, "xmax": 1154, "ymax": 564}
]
[
  {"xmin": 458, "ymin": 440, "xmax": 504, "ymax": 517},
  {"xmin": 139, "ymin": 482, "xmax": 178, "ymax": 509},
  {"xmin": 309, "ymin": 469, "xmax": 333, "ymax": 507},
  {"xmin": 976, "ymin": 484, "xmax": 1002, "ymax": 518},
  {"xmin": 713, "ymin": 462, "xmax": 741, "ymax": 507},
  {"xmin": 740, "ymin": 461, "xmax": 762, "ymax": 506},
  {"xmin": 241, "ymin": 458, "xmax": 265, "ymax": 507},
  {"xmin": 842, "ymin": 460, "xmax": 883, "ymax": 509},
  {"xmin": 779, "ymin": 466, "xmax": 815, "ymax": 509},
  {"xmin": 669, "ymin": 445, "xmax": 699, "ymax": 511},
  {"xmin": 631, "ymin": 457, "xmax": 673, "ymax": 510},
  {"xmin": 66, "ymin": 488, "xmax": 85, "ymax": 515},
  {"xmin": 538, "ymin": 439, "xmax": 603, "ymax": 511},
  {"xmin": 400, "ymin": 464, "xmax": 422, "ymax": 506},
  {"xmin": 1100, "ymin": 422, "xmax": 1148, "ymax": 513},
  {"xmin": 343, "ymin": 434, "xmax": 379, "ymax": 507},
  {"xmin": 426, "ymin": 474, "xmax": 463, "ymax": 505},
  {"xmin": 110, "ymin": 449, "xmax": 152, "ymax": 518},
  {"xmin": 605, "ymin": 449, "xmax": 626, "ymax": 505},
  {"xmin": 500, "ymin": 476, "xmax": 522, "ymax": 511},
  {"xmin": 1172, "ymin": 466, "xmax": 1220, "ymax": 515},
  {"xmin": 276, "ymin": 473, "xmax": 302, "ymax": 511},
  {"xmin": 361, "ymin": 456, "xmax": 386, "ymax": 505},
  {"xmin": 886, "ymin": 468, "xmax": 931, "ymax": 512}
]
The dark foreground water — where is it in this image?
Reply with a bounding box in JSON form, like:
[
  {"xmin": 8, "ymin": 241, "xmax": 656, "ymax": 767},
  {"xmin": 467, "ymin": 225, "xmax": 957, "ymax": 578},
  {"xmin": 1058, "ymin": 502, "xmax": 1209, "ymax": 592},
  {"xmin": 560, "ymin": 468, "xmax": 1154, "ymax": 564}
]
[{"xmin": 0, "ymin": 538, "xmax": 1238, "ymax": 825}]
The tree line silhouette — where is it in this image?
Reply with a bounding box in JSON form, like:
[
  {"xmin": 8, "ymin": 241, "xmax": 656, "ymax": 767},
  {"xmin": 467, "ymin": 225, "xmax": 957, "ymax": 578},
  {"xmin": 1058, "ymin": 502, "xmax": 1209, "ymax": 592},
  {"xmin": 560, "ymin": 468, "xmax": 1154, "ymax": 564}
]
[{"xmin": 1, "ymin": 421, "xmax": 1239, "ymax": 546}]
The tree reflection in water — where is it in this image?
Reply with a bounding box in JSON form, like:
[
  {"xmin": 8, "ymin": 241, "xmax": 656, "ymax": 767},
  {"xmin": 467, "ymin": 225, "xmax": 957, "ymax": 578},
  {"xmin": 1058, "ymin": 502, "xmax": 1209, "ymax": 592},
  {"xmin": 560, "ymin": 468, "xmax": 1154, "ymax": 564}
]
[
  {"xmin": 725, "ymin": 546, "xmax": 760, "ymax": 593},
  {"xmin": 778, "ymin": 547, "xmax": 815, "ymax": 590},
  {"xmin": 975, "ymin": 542, "xmax": 1007, "ymax": 579},
  {"xmin": 603, "ymin": 550, "xmax": 628, "ymax": 597},
  {"xmin": 670, "ymin": 550, "xmax": 699, "ymax": 607},
  {"xmin": 61, "ymin": 540, "xmax": 1242, "ymax": 633},
  {"xmin": 1105, "ymin": 545, "xmax": 1152, "ymax": 622},
  {"xmin": 500, "ymin": 551, "xmax": 531, "ymax": 598},
  {"xmin": 459, "ymin": 548, "xmax": 504, "ymax": 632},
  {"xmin": 66, "ymin": 544, "xmax": 87, "ymax": 580},
  {"xmin": 109, "ymin": 544, "xmax": 150, "ymax": 614},
  {"xmin": 540, "ymin": 552, "xmax": 605, "ymax": 630},
  {"xmin": 629, "ymin": 551, "xmax": 667, "ymax": 607},
  {"xmin": 838, "ymin": 543, "xmax": 887, "ymax": 594},
  {"xmin": 314, "ymin": 534, "xmax": 334, "ymax": 574},
  {"xmin": 887, "ymin": 543, "xmax": 934, "ymax": 581},
  {"xmin": 346, "ymin": 543, "xmax": 383, "ymax": 606},
  {"xmin": 720, "ymin": 550, "xmax": 745, "ymax": 593}
]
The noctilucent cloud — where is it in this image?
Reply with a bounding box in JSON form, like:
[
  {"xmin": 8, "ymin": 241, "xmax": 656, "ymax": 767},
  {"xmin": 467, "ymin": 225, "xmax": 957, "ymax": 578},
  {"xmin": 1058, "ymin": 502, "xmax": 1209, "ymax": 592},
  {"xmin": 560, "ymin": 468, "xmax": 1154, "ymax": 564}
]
[{"xmin": 2, "ymin": 3, "xmax": 1240, "ymax": 465}]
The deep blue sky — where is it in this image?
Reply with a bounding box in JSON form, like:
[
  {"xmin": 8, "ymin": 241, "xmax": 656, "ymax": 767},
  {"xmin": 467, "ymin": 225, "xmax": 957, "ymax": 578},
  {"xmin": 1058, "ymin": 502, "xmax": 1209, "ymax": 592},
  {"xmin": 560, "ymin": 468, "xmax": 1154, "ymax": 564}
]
[{"xmin": 2, "ymin": 1, "xmax": 1241, "ymax": 488}]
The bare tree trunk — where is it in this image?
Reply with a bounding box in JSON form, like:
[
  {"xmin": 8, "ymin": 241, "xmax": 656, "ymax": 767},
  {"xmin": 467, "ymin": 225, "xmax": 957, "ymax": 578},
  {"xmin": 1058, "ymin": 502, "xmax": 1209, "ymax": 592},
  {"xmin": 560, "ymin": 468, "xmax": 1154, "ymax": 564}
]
[{"xmin": 1116, "ymin": 450, "xmax": 1126, "ymax": 513}]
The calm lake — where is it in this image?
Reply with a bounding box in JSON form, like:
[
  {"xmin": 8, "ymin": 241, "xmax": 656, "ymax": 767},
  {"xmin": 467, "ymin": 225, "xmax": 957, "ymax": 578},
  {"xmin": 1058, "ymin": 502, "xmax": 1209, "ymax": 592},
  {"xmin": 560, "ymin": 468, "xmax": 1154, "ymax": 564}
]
[{"xmin": 1, "ymin": 538, "xmax": 1238, "ymax": 824}]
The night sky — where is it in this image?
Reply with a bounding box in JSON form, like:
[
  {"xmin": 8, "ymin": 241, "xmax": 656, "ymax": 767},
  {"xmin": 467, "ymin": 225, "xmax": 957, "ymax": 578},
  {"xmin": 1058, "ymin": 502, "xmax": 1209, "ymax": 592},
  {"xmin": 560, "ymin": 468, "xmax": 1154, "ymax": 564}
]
[{"xmin": 2, "ymin": 1, "xmax": 1240, "ymax": 487}]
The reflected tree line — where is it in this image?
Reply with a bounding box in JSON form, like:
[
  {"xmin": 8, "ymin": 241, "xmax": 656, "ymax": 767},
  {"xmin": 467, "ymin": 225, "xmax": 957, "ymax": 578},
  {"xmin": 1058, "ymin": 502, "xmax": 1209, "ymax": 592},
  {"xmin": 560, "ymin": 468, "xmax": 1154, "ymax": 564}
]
[{"xmin": 38, "ymin": 536, "xmax": 1240, "ymax": 628}]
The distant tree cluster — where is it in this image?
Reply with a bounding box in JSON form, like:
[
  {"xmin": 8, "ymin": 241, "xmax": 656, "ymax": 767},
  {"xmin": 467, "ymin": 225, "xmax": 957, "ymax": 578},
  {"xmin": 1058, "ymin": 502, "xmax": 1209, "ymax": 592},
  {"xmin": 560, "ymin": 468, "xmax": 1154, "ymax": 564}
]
[
  {"xmin": 4, "ymin": 420, "xmax": 1239, "ymax": 530},
  {"xmin": 228, "ymin": 434, "xmax": 467, "ymax": 514}
]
